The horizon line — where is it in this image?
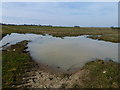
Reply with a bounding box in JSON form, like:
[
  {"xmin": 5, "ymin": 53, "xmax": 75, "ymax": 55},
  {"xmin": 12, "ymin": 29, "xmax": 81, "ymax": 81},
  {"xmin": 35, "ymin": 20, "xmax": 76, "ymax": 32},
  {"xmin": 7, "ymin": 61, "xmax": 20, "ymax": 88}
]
[{"xmin": 1, "ymin": 23, "xmax": 119, "ymax": 28}]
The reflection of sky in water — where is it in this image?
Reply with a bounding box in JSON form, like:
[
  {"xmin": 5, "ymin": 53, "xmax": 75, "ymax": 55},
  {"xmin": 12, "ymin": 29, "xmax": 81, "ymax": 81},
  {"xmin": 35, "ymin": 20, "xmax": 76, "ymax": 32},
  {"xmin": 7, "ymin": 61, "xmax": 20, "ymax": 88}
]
[{"xmin": 0, "ymin": 33, "xmax": 118, "ymax": 71}]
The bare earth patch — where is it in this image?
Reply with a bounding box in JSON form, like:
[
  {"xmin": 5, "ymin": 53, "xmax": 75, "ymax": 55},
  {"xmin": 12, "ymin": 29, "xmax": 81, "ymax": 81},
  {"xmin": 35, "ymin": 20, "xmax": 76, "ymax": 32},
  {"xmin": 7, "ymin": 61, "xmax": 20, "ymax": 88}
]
[{"xmin": 17, "ymin": 64, "xmax": 89, "ymax": 88}]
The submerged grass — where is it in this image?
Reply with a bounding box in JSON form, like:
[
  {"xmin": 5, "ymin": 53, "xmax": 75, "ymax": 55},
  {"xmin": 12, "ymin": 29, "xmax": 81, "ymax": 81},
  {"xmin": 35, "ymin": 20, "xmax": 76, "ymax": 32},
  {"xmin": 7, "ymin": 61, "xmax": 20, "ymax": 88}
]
[{"xmin": 1, "ymin": 25, "xmax": 119, "ymax": 43}]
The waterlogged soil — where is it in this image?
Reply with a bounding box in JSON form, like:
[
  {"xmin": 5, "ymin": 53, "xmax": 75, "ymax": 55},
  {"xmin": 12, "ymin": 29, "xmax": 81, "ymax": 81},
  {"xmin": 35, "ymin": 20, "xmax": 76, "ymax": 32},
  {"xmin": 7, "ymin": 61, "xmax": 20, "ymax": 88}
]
[{"xmin": 2, "ymin": 40, "xmax": 120, "ymax": 88}]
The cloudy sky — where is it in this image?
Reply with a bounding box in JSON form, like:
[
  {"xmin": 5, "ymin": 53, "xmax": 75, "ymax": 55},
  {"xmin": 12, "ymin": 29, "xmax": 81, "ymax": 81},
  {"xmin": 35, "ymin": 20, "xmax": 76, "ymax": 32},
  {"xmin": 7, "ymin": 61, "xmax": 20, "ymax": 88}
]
[{"xmin": 1, "ymin": 2, "xmax": 118, "ymax": 27}]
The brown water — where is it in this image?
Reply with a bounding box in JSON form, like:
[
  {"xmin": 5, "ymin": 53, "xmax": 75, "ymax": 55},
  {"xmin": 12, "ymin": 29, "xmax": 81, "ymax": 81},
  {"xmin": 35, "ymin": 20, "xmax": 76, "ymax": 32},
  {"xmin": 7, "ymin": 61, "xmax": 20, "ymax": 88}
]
[{"xmin": 1, "ymin": 33, "xmax": 118, "ymax": 71}]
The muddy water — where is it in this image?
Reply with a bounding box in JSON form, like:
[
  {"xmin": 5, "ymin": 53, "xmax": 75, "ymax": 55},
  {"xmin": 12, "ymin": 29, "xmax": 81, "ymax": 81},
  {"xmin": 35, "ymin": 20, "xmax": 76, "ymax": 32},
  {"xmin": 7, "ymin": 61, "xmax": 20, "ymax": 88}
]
[{"xmin": 1, "ymin": 33, "xmax": 118, "ymax": 71}]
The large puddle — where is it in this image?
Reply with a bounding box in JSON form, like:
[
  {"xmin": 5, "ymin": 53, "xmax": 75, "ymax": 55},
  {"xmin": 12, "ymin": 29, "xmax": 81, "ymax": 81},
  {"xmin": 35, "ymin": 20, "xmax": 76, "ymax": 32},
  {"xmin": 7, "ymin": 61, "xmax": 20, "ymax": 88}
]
[{"xmin": 1, "ymin": 33, "xmax": 118, "ymax": 71}]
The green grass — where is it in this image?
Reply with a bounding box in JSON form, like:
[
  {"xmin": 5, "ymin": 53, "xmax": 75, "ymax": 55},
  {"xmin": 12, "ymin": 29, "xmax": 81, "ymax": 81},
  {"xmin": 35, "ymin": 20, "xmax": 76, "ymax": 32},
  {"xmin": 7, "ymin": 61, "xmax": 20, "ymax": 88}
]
[
  {"xmin": 1, "ymin": 25, "xmax": 119, "ymax": 43},
  {"xmin": 83, "ymin": 60, "xmax": 120, "ymax": 88},
  {"xmin": 2, "ymin": 40, "xmax": 33, "ymax": 88},
  {"xmin": 87, "ymin": 34, "xmax": 119, "ymax": 43}
]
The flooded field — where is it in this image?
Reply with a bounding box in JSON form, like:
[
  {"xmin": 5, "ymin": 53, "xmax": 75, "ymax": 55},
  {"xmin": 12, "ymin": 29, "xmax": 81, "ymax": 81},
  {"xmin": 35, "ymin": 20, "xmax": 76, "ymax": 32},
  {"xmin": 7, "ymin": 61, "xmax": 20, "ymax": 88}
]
[{"xmin": 1, "ymin": 33, "xmax": 118, "ymax": 71}]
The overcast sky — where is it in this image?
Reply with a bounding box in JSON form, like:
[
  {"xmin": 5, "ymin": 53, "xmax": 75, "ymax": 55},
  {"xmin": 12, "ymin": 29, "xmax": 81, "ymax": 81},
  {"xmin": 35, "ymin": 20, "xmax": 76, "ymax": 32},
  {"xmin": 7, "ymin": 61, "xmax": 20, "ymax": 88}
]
[{"xmin": 1, "ymin": 2, "xmax": 118, "ymax": 27}]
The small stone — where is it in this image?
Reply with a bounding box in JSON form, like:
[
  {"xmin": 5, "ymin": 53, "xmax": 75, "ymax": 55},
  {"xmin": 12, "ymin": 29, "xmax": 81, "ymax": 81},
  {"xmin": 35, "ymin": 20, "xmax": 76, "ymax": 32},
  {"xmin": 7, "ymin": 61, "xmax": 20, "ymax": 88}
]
[
  {"xmin": 49, "ymin": 77, "xmax": 53, "ymax": 80},
  {"xmin": 103, "ymin": 71, "xmax": 107, "ymax": 73},
  {"xmin": 13, "ymin": 49, "xmax": 16, "ymax": 51},
  {"xmin": 12, "ymin": 85, "xmax": 15, "ymax": 87},
  {"xmin": 57, "ymin": 66, "xmax": 60, "ymax": 69},
  {"xmin": 44, "ymin": 86, "xmax": 47, "ymax": 88}
]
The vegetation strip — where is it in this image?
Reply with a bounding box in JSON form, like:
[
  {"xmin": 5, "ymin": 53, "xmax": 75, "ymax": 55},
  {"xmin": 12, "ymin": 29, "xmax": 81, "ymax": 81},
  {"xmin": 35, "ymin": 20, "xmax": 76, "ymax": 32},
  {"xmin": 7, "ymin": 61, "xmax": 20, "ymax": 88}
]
[
  {"xmin": 2, "ymin": 40, "xmax": 37, "ymax": 88},
  {"xmin": 1, "ymin": 25, "xmax": 119, "ymax": 43}
]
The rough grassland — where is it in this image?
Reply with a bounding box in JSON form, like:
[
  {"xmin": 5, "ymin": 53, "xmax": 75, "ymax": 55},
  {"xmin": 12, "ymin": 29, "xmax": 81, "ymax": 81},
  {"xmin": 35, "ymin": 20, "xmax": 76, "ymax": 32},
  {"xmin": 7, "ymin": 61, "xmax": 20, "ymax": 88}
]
[
  {"xmin": 83, "ymin": 60, "xmax": 120, "ymax": 88},
  {"xmin": 1, "ymin": 25, "xmax": 119, "ymax": 43},
  {"xmin": 2, "ymin": 41, "xmax": 36, "ymax": 88}
]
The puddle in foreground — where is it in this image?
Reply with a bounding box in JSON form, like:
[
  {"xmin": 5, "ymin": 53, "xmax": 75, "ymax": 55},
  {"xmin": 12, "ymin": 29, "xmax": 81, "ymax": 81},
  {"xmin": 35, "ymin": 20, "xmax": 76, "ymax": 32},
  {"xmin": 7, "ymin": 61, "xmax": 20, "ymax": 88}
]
[{"xmin": 0, "ymin": 33, "xmax": 118, "ymax": 71}]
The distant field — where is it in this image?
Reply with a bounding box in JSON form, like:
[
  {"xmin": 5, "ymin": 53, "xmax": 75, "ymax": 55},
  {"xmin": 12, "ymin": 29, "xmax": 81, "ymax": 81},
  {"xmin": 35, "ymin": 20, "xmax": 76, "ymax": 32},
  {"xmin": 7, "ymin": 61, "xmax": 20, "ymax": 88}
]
[{"xmin": 1, "ymin": 25, "xmax": 119, "ymax": 43}]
